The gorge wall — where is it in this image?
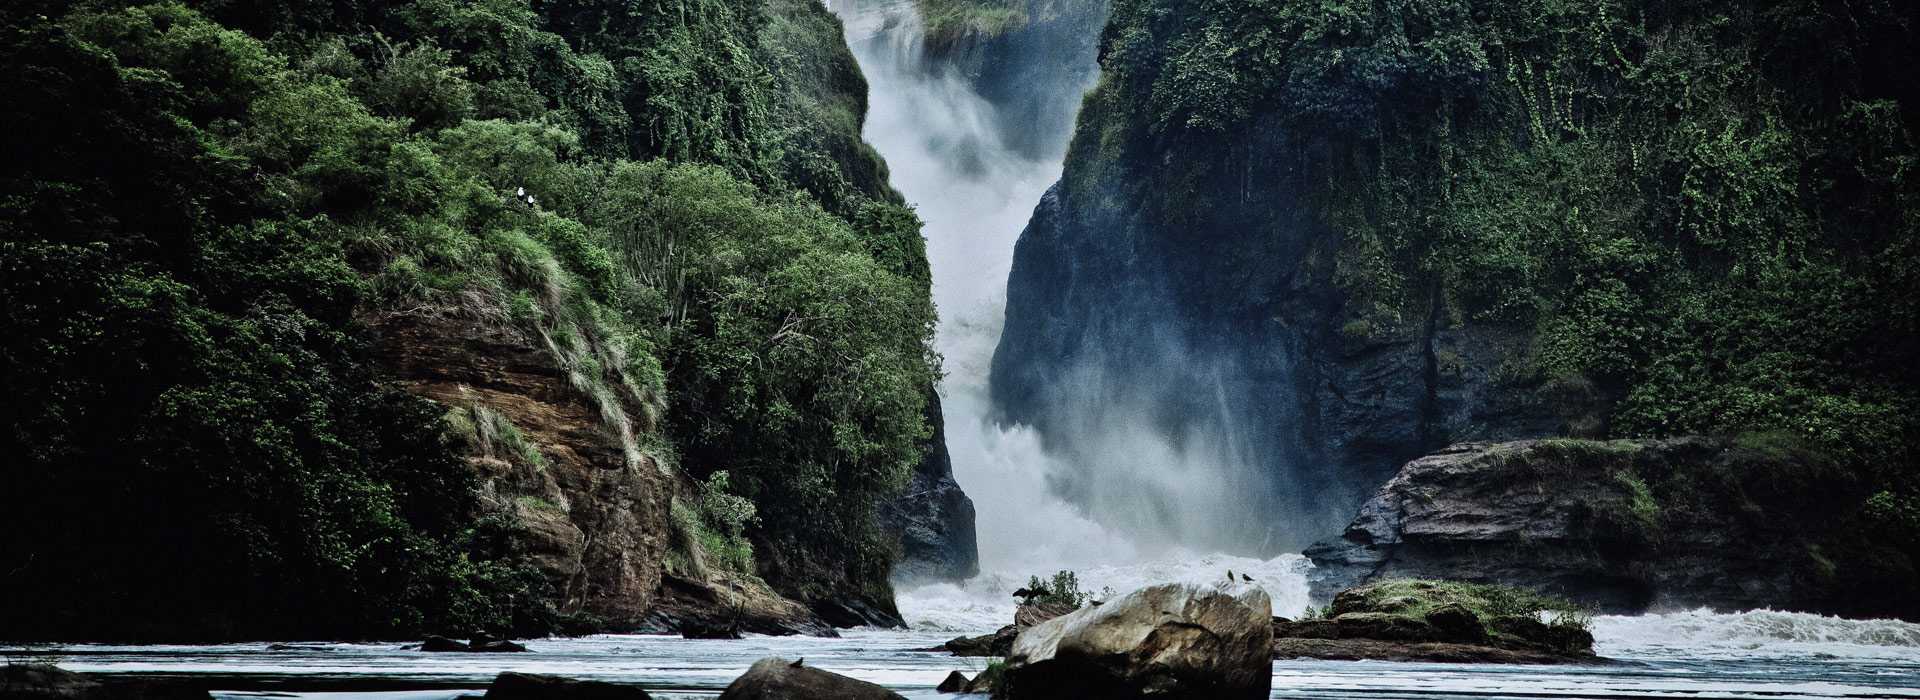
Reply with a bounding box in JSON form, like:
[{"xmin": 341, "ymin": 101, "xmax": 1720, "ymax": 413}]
[
  {"xmin": 0, "ymin": 0, "xmax": 963, "ymax": 639},
  {"xmin": 992, "ymin": 0, "xmax": 1920, "ymax": 559}
]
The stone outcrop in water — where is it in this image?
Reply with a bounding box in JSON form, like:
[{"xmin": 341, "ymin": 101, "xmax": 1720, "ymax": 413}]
[
  {"xmin": 1272, "ymin": 580, "xmax": 1597, "ymax": 664},
  {"xmin": 942, "ymin": 599, "xmax": 1077, "ymax": 656},
  {"xmin": 995, "ymin": 580, "xmax": 1272, "ymax": 699},
  {"xmin": 483, "ymin": 672, "xmax": 652, "ymax": 700},
  {"xmin": 1306, "ymin": 439, "xmax": 1920, "ymax": 620},
  {"xmin": 718, "ymin": 657, "xmax": 905, "ymax": 700}
]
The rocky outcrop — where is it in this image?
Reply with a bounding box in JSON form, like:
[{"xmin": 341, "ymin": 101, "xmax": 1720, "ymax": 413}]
[
  {"xmin": 880, "ymin": 399, "xmax": 979, "ymax": 585},
  {"xmin": 717, "ymin": 658, "xmax": 905, "ymax": 700},
  {"xmin": 942, "ymin": 600, "xmax": 1075, "ymax": 656},
  {"xmin": 638, "ymin": 573, "xmax": 837, "ymax": 637},
  {"xmin": 1271, "ymin": 580, "xmax": 1597, "ymax": 664},
  {"xmin": 996, "ymin": 581, "xmax": 1272, "ymax": 700},
  {"xmin": 994, "ymin": 172, "xmax": 1560, "ymax": 551},
  {"xmin": 375, "ymin": 310, "xmax": 671, "ymax": 625},
  {"xmin": 1305, "ymin": 439, "xmax": 1919, "ymax": 620},
  {"xmin": 483, "ymin": 672, "xmax": 652, "ymax": 700}
]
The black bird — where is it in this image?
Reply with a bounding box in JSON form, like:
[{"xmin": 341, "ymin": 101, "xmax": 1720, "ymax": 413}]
[
  {"xmin": 790, "ymin": 658, "xmax": 805, "ymax": 668},
  {"xmin": 1241, "ymin": 573, "xmax": 1254, "ymax": 582}
]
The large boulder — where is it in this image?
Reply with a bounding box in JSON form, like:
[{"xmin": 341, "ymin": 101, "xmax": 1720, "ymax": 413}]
[
  {"xmin": 717, "ymin": 658, "xmax": 903, "ymax": 700},
  {"xmin": 483, "ymin": 672, "xmax": 651, "ymax": 700},
  {"xmin": 996, "ymin": 580, "xmax": 1272, "ymax": 700}
]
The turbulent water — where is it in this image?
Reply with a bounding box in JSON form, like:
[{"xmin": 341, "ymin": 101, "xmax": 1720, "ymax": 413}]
[{"xmin": 15, "ymin": 613, "xmax": 1920, "ymax": 699}]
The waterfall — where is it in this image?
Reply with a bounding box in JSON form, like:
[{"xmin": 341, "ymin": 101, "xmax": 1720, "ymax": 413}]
[{"xmin": 830, "ymin": 0, "xmax": 1310, "ymax": 630}]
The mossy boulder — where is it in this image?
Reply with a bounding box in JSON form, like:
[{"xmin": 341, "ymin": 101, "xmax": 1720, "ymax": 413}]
[{"xmin": 1275, "ymin": 580, "xmax": 1595, "ymax": 663}]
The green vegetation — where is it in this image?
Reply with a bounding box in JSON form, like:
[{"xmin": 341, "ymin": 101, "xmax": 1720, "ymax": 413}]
[
  {"xmin": 914, "ymin": 0, "xmax": 1029, "ymax": 48},
  {"xmin": 1332, "ymin": 579, "xmax": 1592, "ymax": 649},
  {"xmin": 1022, "ymin": 570, "xmax": 1089, "ymax": 608},
  {"xmin": 1072, "ymin": 0, "xmax": 1919, "ymax": 601},
  {"xmin": 1, "ymin": 0, "xmax": 936, "ymax": 640}
]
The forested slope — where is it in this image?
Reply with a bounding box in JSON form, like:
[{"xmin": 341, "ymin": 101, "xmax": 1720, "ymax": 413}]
[
  {"xmin": 0, "ymin": 0, "xmax": 944, "ymax": 640},
  {"xmin": 995, "ymin": 0, "xmax": 1920, "ymax": 595}
]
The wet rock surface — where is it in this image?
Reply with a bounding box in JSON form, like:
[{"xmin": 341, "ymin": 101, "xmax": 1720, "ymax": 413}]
[
  {"xmin": 716, "ymin": 657, "xmax": 904, "ymax": 700},
  {"xmin": 1270, "ymin": 580, "xmax": 1598, "ymax": 664},
  {"xmin": 1304, "ymin": 438, "xmax": 1915, "ymax": 619},
  {"xmin": 942, "ymin": 600, "xmax": 1077, "ymax": 657},
  {"xmin": 482, "ymin": 672, "xmax": 651, "ymax": 700},
  {"xmin": 996, "ymin": 580, "xmax": 1273, "ymax": 699}
]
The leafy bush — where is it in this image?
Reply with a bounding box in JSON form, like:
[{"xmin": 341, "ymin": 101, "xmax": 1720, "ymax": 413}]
[{"xmin": 1023, "ymin": 570, "xmax": 1089, "ymax": 608}]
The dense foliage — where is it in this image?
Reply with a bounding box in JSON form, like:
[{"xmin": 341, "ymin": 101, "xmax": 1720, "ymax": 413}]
[
  {"xmin": 1071, "ymin": 0, "xmax": 1919, "ymax": 573},
  {"xmin": 0, "ymin": 0, "xmax": 936, "ymax": 640}
]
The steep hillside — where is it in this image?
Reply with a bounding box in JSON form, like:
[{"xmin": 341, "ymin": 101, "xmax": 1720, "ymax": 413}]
[
  {"xmin": 0, "ymin": 0, "xmax": 949, "ymax": 639},
  {"xmin": 993, "ymin": 0, "xmax": 1920, "ymax": 556}
]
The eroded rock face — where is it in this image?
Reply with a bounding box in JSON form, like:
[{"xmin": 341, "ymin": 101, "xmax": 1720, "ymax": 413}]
[
  {"xmin": 1304, "ymin": 439, "xmax": 1916, "ymax": 619},
  {"xmin": 879, "ymin": 397, "xmax": 978, "ymax": 586},
  {"xmin": 717, "ymin": 658, "xmax": 904, "ymax": 700},
  {"xmin": 998, "ymin": 581, "xmax": 1273, "ymax": 699},
  {"xmin": 373, "ymin": 311, "xmax": 669, "ymax": 625}
]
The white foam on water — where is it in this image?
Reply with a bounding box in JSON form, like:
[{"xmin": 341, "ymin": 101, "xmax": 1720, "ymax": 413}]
[{"xmin": 1595, "ymin": 608, "xmax": 1920, "ymax": 661}]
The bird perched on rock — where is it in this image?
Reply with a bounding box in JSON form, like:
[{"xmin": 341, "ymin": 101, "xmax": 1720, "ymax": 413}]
[{"xmin": 1241, "ymin": 573, "xmax": 1254, "ymax": 582}]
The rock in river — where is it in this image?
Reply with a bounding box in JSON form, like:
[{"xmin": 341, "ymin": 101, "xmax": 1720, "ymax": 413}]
[
  {"xmin": 717, "ymin": 657, "xmax": 904, "ymax": 700},
  {"xmin": 996, "ymin": 580, "xmax": 1273, "ymax": 699},
  {"xmin": 483, "ymin": 672, "xmax": 651, "ymax": 700}
]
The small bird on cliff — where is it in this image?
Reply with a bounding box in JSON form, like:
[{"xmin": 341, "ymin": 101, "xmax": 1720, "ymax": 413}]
[
  {"xmin": 1242, "ymin": 573, "xmax": 1254, "ymax": 582},
  {"xmin": 790, "ymin": 658, "xmax": 804, "ymax": 668}
]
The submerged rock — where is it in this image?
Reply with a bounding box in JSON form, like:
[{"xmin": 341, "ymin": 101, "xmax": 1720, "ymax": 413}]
[
  {"xmin": 483, "ymin": 672, "xmax": 651, "ymax": 700},
  {"xmin": 716, "ymin": 657, "xmax": 904, "ymax": 700},
  {"xmin": 680, "ymin": 618, "xmax": 743, "ymax": 640},
  {"xmin": 419, "ymin": 635, "xmax": 470, "ymax": 652},
  {"xmin": 996, "ymin": 580, "xmax": 1273, "ymax": 699},
  {"xmin": 0, "ymin": 664, "xmax": 211, "ymax": 700}
]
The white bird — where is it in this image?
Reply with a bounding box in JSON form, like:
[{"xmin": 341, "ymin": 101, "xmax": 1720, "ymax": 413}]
[
  {"xmin": 516, "ymin": 186, "xmax": 526, "ymax": 197},
  {"xmin": 527, "ymin": 195, "xmax": 537, "ymax": 207}
]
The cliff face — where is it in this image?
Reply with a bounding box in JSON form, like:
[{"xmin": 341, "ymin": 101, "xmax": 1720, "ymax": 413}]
[
  {"xmin": 994, "ymin": 138, "xmax": 1554, "ymax": 549},
  {"xmin": 881, "ymin": 398, "xmax": 981, "ymax": 584},
  {"xmin": 0, "ymin": 0, "xmax": 957, "ymax": 640},
  {"xmin": 1306, "ymin": 439, "xmax": 1920, "ymax": 621},
  {"xmin": 373, "ymin": 312, "xmax": 670, "ymax": 624},
  {"xmin": 992, "ymin": 0, "xmax": 1920, "ymax": 552},
  {"xmin": 915, "ymin": 0, "xmax": 1108, "ymax": 161}
]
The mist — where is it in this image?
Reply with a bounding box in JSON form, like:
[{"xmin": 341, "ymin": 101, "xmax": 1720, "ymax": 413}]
[{"xmin": 833, "ymin": 0, "xmax": 1311, "ymax": 582}]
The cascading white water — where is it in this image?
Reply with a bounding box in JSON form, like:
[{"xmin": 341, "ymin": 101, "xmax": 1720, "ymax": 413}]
[
  {"xmin": 825, "ymin": 5, "xmax": 1920, "ymax": 669},
  {"xmin": 828, "ymin": 0, "xmax": 1310, "ymax": 631}
]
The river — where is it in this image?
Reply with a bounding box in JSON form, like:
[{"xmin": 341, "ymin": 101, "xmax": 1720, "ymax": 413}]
[{"xmin": 14, "ymin": 601, "xmax": 1920, "ymax": 698}]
